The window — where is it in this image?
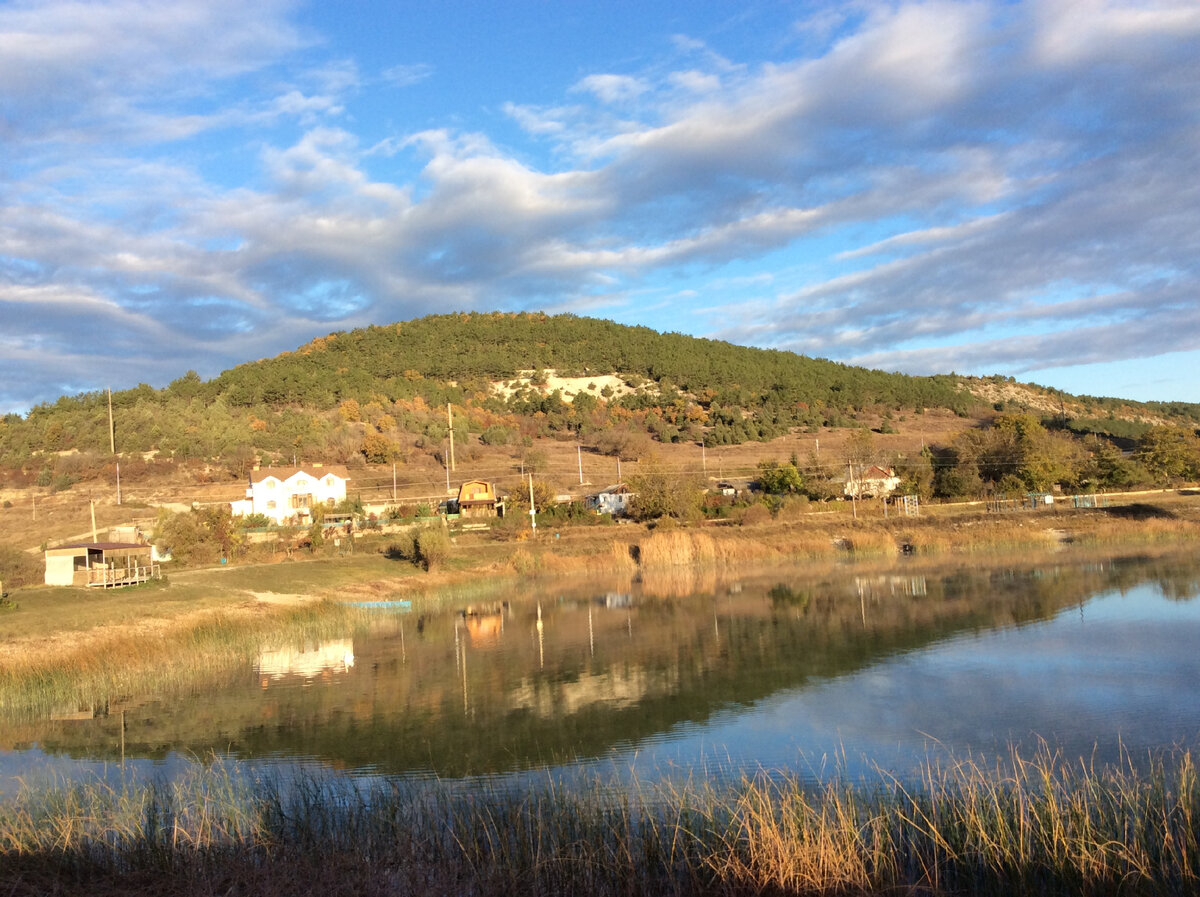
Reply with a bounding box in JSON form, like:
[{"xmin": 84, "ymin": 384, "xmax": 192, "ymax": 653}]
[
  {"xmin": 325, "ymin": 477, "xmax": 334, "ymax": 486},
  {"xmin": 266, "ymin": 500, "xmax": 276, "ymax": 510},
  {"xmin": 291, "ymin": 494, "xmax": 313, "ymax": 509}
]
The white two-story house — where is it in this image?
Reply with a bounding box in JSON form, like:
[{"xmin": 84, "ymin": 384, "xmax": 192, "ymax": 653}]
[{"xmin": 232, "ymin": 465, "xmax": 350, "ymax": 525}]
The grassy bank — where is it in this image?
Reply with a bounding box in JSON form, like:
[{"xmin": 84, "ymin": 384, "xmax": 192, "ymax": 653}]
[{"xmin": 1, "ymin": 746, "xmax": 1196, "ymax": 896}]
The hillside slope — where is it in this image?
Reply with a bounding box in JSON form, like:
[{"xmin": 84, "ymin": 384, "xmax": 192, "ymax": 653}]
[{"xmin": 1, "ymin": 312, "xmax": 1197, "ymax": 495}]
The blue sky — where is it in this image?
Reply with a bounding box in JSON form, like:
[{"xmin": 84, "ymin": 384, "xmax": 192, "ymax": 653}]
[{"xmin": 3, "ymin": 0, "xmax": 1200, "ymax": 414}]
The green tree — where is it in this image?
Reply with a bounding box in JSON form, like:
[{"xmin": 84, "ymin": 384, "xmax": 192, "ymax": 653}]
[{"xmin": 756, "ymin": 460, "xmax": 804, "ymax": 495}]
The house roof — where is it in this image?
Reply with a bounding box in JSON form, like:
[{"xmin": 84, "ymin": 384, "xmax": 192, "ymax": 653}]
[
  {"xmin": 249, "ymin": 465, "xmax": 350, "ymax": 484},
  {"xmin": 46, "ymin": 541, "xmax": 150, "ymax": 553},
  {"xmin": 597, "ymin": 483, "xmax": 631, "ymax": 495},
  {"xmin": 458, "ymin": 480, "xmax": 497, "ymax": 503}
]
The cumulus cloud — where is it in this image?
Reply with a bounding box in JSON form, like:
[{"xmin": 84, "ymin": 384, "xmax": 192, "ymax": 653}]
[{"xmin": 2, "ymin": 0, "xmax": 1200, "ymax": 411}]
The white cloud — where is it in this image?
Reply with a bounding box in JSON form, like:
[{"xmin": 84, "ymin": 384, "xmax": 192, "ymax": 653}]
[
  {"xmin": 381, "ymin": 62, "xmax": 433, "ymax": 87},
  {"xmin": 571, "ymin": 73, "xmax": 649, "ymax": 104},
  {"xmin": 4, "ymin": 0, "xmax": 1200, "ymax": 411},
  {"xmin": 667, "ymin": 70, "xmax": 721, "ymax": 93}
]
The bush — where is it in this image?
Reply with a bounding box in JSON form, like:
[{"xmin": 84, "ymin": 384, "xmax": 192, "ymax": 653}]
[
  {"xmin": 413, "ymin": 526, "xmax": 451, "ymax": 571},
  {"xmin": 479, "ymin": 425, "xmax": 515, "ymax": 446},
  {"xmin": 776, "ymin": 495, "xmax": 811, "ymax": 521},
  {"xmin": 738, "ymin": 503, "xmax": 772, "ymax": 527}
]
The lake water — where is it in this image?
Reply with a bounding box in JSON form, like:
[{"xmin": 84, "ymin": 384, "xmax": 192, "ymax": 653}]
[{"xmin": 4, "ymin": 549, "xmax": 1200, "ymax": 793}]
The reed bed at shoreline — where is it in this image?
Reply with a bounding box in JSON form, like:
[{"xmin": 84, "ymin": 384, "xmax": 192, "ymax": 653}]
[
  {"xmin": 1, "ymin": 746, "xmax": 1196, "ymax": 896},
  {"xmin": 0, "ymin": 601, "xmax": 369, "ymax": 722}
]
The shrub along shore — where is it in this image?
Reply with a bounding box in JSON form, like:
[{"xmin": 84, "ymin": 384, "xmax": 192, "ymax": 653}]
[{"xmin": 1, "ymin": 745, "xmax": 1197, "ymax": 896}]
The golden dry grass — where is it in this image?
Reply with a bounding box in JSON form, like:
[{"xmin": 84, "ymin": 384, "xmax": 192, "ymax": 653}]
[{"xmin": 1, "ymin": 745, "xmax": 1196, "ymax": 896}]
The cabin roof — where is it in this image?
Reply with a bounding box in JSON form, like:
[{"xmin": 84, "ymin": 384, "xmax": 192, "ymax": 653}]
[{"xmin": 51, "ymin": 541, "xmax": 147, "ymax": 551}]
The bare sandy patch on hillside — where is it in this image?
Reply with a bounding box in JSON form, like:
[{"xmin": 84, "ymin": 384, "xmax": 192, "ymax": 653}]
[
  {"xmin": 959, "ymin": 377, "xmax": 1169, "ymax": 425},
  {"xmin": 491, "ymin": 371, "xmax": 648, "ymax": 403}
]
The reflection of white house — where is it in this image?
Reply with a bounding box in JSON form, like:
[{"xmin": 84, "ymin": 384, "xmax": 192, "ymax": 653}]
[
  {"xmin": 586, "ymin": 483, "xmax": 635, "ymax": 516},
  {"xmin": 231, "ymin": 465, "xmax": 350, "ymax": 525},
  {"xmin": 256, "ymin": 639, "xmax": 355, "ymax": 680},
  {"xmin": 844, "ymin": 465, "xmax": 901, "ymax": 499}
]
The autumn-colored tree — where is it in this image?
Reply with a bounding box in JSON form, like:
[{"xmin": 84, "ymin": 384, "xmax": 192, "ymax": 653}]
[
  {"xmin": 1136, "ymin": 426, "xmax": 1200, "ymax": 485},
  {"xmin": 628, "ymin": 457, "xmax": 704, "ymax": 522},
  {"xmin": 362, "ymin": 432, "xmax": 403, "ymax": 464}
]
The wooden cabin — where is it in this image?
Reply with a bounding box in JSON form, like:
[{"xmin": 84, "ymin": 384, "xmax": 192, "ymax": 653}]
[
  {"xmin": 456, "ymin": 480, "xmax": 499, "ymax": 518},
  {"xmin": 44, "ymin": 542, "xmax": 159, "ymax": 588}
]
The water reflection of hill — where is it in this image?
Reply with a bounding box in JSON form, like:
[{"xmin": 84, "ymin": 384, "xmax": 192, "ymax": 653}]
[{"xmin": 13, "ymin": 552, "xmax": 1200, "ymax": 778}]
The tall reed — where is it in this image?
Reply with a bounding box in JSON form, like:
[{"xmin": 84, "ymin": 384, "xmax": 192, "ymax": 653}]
[{"xmin": 2, "ymin": 746, "xmax": 1196, "ymax": 896}]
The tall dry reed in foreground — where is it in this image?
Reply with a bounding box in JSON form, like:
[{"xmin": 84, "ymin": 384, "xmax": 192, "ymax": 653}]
[{"xmin": 1, "ymin": 746, "xmax": 1196, "ymax": 896}]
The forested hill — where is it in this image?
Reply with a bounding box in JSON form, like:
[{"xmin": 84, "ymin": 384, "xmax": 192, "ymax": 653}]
[
  {"xmin": 1, "ymin": 312, "xmax": 1197, "ymax": 470},
  {"xmin": 210, "ymin": 313, "xmax": 968, "ymax": 413}
]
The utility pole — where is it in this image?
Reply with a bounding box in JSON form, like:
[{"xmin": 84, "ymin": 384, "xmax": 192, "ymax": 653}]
[
  {"xmin": 108, "ymin": 388, "xmax": 121, "ymax": 505},
  {"xmin": 528, "ymin": 473, "xmax": 537, "ymax": 533},
  {"xmin": 447, "ymin": 404, "xmax": 456, "ymax": 472},
  {"xmin": 107, "ymin": 388, "xmax": 115, "ymax": 453},
  {"xmin": 577, "ymin": 444, "xmax": 583, "ymax": 485},
  {"xmin": 392, "ymin": 462, "xmax": 397, "ymax": 501},
  {"xmin": 444, "ymin": 449, "xmax": 451, "ymax": 494}
]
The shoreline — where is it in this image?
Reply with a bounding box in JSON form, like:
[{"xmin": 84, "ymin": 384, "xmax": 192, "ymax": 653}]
[
  {"xmin": 0, "ymin": 518, "xmax": 1196, "ymax": 723},
  {"xmin": 5, "ymin": 497, "xmax": 1199, "ymax": 614},
  {"xmin": 1, "ymin": 497, "xmax": 1197, "ymax": 695}
]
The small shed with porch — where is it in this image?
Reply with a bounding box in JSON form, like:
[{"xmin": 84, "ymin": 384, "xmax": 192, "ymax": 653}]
[{"xmin": 44, "ymin": 542, "xmax": 160, "ymax": 588}]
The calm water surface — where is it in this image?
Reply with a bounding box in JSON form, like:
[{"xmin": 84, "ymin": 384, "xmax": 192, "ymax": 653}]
[{"xmin": 4, "ymin": 550, "xmax": 1200, "ymax": 793}]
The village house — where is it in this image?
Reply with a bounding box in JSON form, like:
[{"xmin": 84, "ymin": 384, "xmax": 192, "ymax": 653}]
[
  {"xmin": 843, "ymin": 465, "xmax": 902, "ymax": 499},
  {"xmin": 454, "ymin": 480, "xmax": 500, "ymax": 518},
  {"xmin": 586, "ymin": 483, "xmax": 635, "ymax": 516},
  {"xmin": 231, "ymin": 464, "xmax": 350, "ymax": 525}
]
